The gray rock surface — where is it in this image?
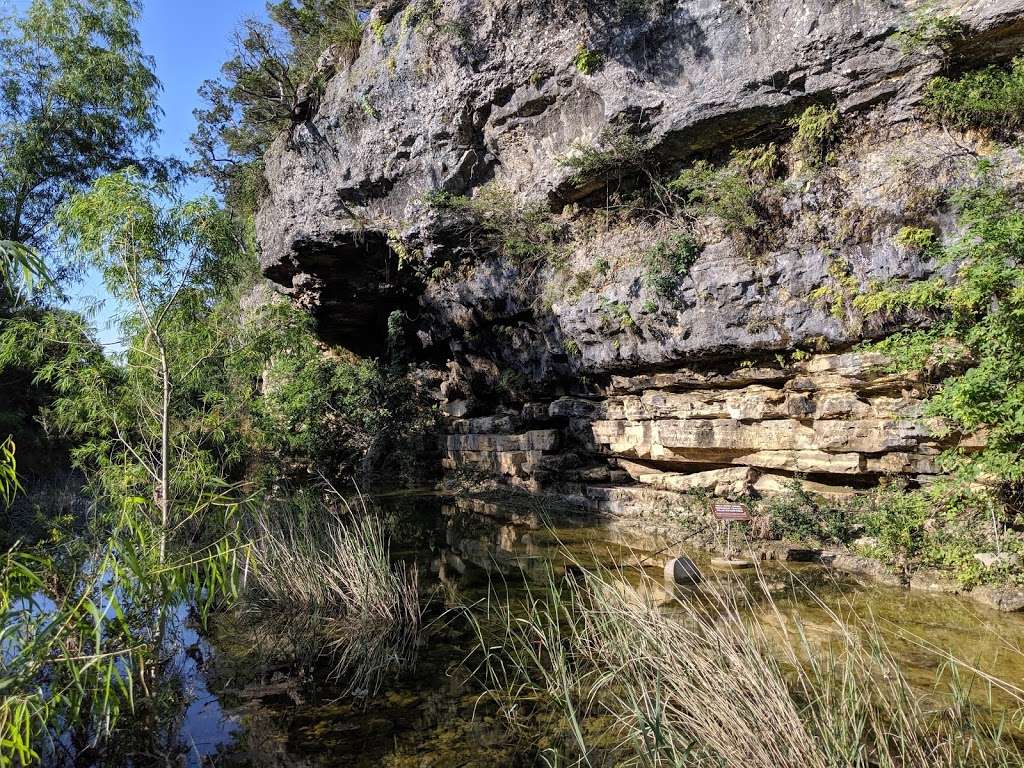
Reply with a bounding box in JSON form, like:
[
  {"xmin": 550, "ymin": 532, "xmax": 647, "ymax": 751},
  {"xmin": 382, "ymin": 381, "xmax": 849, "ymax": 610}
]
[{"xmin": 257, "ymin": 0, "xmax": 1024, "ymax": 364}]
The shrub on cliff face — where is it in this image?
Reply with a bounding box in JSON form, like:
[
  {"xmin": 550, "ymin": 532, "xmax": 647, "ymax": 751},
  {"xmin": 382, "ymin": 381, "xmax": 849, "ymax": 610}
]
[
  {"xmin": 192, "ymin": 2, "xmax": 369, "ymax": 211},
  {"xmin": 559, "ymin": 128, "xmax": 651, "ymax": 184},
  {"xmin": 670, "ymin": 161, "xmax": 759, "ymax": 235},
  {"xmin": 786, "ymin": 104, "xmax": 841, "ymax": 171},
  {"xmin": 425, "ymin": 184, "xmax": 563, "ymax": 269},
  {"xmin": 925, "ymin": 58, "xmax": 1024, "ymax": 133},
  {"xmin": 891, "ymin": 5, "xmax": 963, "ymax": 54},
  {"xmin": 643, "ymin": 231, "xmax": 702, "ymax": 298},
  {"xmin": 729, "ymin": 143, "xmax": 782, "ymax": 180},
  {"xmin": 857, "ymin": 167, "xmax": 1024, "ymax": 484},
  {"xmin": 572, "ymin": 43, "xmax": 603, "ymax": 74}
]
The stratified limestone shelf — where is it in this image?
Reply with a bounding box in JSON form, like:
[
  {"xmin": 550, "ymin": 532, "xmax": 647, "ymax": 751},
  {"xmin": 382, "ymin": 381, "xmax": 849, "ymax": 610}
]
[{"xmin": 442, "ymin": 351, "xmax": 975, "ymax": 502}]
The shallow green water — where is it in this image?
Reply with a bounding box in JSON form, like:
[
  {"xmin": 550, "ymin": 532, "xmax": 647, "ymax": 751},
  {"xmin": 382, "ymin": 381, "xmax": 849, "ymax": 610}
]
[{"xmin": 183, "ymin": 492, "xmax": 1024, "ymax": 767}]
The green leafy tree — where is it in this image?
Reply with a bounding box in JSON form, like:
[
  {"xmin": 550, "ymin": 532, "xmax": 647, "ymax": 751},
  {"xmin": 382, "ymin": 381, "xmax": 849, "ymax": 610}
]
[
  {"xmin": 859, "ymin": 170, "xmax": 1024, "ymax": 485},
  {"xmin": 0, "ymin": 0, "xmax": 160, "ymax": 483},
  {"xmin": 0, "ymin": 0, "xmax": 160, "ymax": 249},
  {"xmin": 191, "ymin": 2, "xmax": 366, "ymax": 208},
  {"xmin": 0, "ymin": 170, "xmax": 276, "ymax": 553},
  {"xmin": 0, "ymin": 171, "xmax": 271, "ymax": 761}
]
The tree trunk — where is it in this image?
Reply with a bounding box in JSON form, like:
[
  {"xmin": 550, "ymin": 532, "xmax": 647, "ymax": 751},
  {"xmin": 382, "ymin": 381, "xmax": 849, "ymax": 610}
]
[{"xmin": 159, "ymin": 345, "xmax": 170, "ymax": 566}]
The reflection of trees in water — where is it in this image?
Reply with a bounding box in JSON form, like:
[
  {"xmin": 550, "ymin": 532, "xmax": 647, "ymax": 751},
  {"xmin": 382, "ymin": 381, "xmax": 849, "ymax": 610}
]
[{"xmin": 51, "ymin": 609, "xmax": 221, "ymax": 768}]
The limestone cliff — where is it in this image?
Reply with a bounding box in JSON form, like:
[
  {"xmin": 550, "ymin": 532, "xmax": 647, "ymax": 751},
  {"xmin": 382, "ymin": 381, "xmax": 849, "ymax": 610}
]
[{"xmin": 255, "ymin": 0, "xmax": 1024, "ymax": 507}]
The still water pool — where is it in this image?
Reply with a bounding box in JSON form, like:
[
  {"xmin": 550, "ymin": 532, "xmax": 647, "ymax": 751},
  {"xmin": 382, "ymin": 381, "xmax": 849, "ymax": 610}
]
[{"xmin": 178, "ymin": 492, "xmax": 1024, "ymax": 767}]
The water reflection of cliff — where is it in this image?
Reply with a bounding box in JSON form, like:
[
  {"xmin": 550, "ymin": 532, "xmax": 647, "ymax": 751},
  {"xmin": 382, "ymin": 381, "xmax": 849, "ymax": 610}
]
[
  {"xmin": 434, "ymin": 496, "xmax": 548, "ymax": 584},
  {"xmin": 183, "ymin": 492, "xmax": 1024, "ymax": 767}
]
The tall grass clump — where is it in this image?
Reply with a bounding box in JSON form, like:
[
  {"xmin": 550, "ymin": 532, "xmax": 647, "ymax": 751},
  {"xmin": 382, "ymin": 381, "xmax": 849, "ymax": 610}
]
[
  {"xmin": 245, "ymin": 492, "xmax": 422, "ymax": 692},
  {"xmin": 469, "ymin": 561, "xmax": 1023, "ymax": 767}
]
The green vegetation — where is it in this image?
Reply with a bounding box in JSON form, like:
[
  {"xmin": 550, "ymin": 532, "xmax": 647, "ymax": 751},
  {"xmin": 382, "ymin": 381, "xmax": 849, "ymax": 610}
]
[
  {"xmin": 808, "ymin": 254, "xmax": 860, "ymax": 320},
  {"xmin": 370, "ymin": 15, "xmax": 386, "ymax": 44},
  {"xmin": 670, "ymin": 160, "xmax": 760, "ymax": 235},
  {"xmin": 192, "ymin": 2, "xmax": 369, "ymax": 217},
  {"xmin": 6, "ymin": 0, "xmax": 1024, "ymax": 761},
  {"xmin": 0, "ymin": 0, "xmax": 425, "ymax": 749},
  {"xmin": 258, "ymin": 351, "xmax": 435, "ymax": 482},
  {"xmin": 2, "ymin": 170, "xmax": 259, "ymax": 510},
  {"xmin": 0, "ymin": 0, "xmax": 163, "ymax": 497},
  {"xmin": 558, "ymin": 128, "xmax": 651, "ymax": 184},
  {"xmin": 247, "ymin": 492, "xmax": 421, "ymax": 692},
  {"xmin": 399, "ymin": 0, "xmax": 441, "ymax": 36},
  {"xmin": 858, "ymin": 485, "xmax": 932, "ymax": 571},
  {"xmin": 425, "ymin": 184, "xmax": 562, "ymax": 266},
  {"xmin": 857, "ymin": 172, "xmax": 1024, "ymax": 483},
  {"xmin": 864, "ymin": 327, "xmax": 949, "ymax": 373},
  {"xmin": 851, "ymin": 275, "xmax": 947, "ymax": 316},
  {"xmin": 0, "ymin": 491, "xmax": 248, "ymax": 766},
  {"xmin": 565, "ymin": 267, "xmax": 595, "ymax": 299},
  {"xmin": 729, "ymin": 142, "xmax": 782, "ymax": 179},
  {"xmin": 760, "ymin": 480, "xmax": 851, "ymax": 546},
  {"xmin": 892, "ymin": 5, "xmax": 963, "ymax": 54},
  {"xmin": 787, "ymin": 104, "xmax": 841, "ymax": 170},
  {"xmin": 472, "ymin": 561, "xmax": 1023, "ymax": 768},
  {"xmin": 0, "ymin": 0, "xmax": 160, "ymax": 249},
  {"xmin": 0, "ymin": 437, "xmax": 19, "ymax": 507},
  {"xmin": 599, "ymin": 298, "xmax": 637, "ymax": 332},
  {"xmin": 758, "ymin": 478, "xmax": 1021, "ymax": 586},
  {"xmin": 360, "ymin": 93, "xmax": 379, "ymax": 119},
  {"xmin": 925, "ymin": 57, "xmax": 1024, "ymax": 133},
  {"xmin": 0, "ymin": 160, "xmax": 432, "ymax": 757},
  {"xmin": 894, "ymin": 224, "xmax": 940, "ymax": 254},
  {"xmin": 643, "ymin": 231, "xmax": 702, "ymax": 297},
  {"xmin": 0, "ymin": 241, "xmax": 48, "ymax": 303},
  {"xmin": 572, "ymin": 43, "xmax": 603, "ymax": 75}
]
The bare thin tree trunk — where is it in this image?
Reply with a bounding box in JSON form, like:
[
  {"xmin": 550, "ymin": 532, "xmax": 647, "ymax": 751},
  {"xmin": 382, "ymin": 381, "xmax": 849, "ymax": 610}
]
[
  {"xmin": 159, "ymin": 344, "xmax": 170, "ymax": 567},
  {"xmin": 154, "ymin": 341, "xmax": 171, "ymax": 662}
]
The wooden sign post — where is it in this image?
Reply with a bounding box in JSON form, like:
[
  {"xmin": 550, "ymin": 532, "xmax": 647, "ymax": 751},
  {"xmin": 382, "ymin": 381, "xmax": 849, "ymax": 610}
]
[{"xmin": 712, "ymin": 502, "xmax": 750, "ymax": 564}]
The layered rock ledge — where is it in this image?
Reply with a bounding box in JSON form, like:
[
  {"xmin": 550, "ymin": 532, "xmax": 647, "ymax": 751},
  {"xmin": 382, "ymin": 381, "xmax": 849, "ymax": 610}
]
[{"xmin": 441, "ymin": 350, "xmax": 975, "ymax": 502}]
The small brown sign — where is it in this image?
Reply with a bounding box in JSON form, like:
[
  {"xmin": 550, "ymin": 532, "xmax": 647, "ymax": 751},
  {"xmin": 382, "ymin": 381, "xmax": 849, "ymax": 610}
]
[{"xmin": 712, "ymin": 502, "xmax": 750, "ymax": 522}]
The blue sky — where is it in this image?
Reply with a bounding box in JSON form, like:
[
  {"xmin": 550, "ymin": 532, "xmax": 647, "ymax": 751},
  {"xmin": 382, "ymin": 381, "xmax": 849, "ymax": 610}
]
[
  {"xmin": 138, "ymin": 0, "xmax": 265, "ymax": 197},
  {"xmin": 66, "ymin": 0, "xmax": 266, "ymax": 346}
]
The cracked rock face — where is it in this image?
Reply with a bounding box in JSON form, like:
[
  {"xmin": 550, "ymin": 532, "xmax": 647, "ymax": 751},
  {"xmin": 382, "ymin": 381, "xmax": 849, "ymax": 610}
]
[
  {"xmin": 258, "ymin": 0, "xmax": 1020, "ymax": 300},
  {"xmin": 256, "ymin": 0, "xmax": 1024, "ymax": 495}
]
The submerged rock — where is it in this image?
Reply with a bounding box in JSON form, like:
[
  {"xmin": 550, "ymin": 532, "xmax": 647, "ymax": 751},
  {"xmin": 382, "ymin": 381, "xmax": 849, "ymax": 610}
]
[{"xmin": 664, "ymin": 555, "xmax": 702, "ymax": 586}]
